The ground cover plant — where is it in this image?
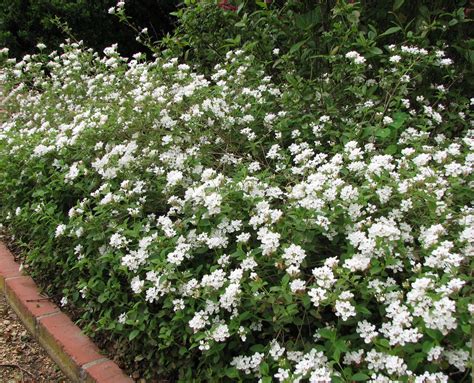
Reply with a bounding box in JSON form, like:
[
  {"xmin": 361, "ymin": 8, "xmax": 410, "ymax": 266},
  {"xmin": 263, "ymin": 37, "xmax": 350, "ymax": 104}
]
[{"xmin": 0, "ymin": 1, "xmax": 473, "ymax": 382}]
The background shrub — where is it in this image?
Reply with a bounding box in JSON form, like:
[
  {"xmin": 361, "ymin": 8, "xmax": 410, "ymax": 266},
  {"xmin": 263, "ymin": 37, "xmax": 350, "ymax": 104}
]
[
  {"xmin": 164, "ymin": 0, "xmax": 473, "ymax": 87},
  {"xmin": 0, "ymin": 0, "xmax": 178, "ymax": 58}
]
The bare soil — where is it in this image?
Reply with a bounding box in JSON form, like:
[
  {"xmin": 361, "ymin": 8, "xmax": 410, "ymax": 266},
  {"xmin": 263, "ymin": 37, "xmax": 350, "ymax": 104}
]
[{"xmin": 0, "ymin": 294, "xmax": 70, "ymax": 383}]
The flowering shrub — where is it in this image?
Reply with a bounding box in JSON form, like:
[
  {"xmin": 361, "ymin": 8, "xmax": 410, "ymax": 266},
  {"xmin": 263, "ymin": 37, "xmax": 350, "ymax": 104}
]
[{"xmin": 0, "ymin": 36, "xmax": 473, "ymax": 382}]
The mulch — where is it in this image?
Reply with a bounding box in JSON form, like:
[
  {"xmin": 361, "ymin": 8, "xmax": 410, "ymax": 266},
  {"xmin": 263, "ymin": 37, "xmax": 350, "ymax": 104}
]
[{"xmin": 0, "ymin": 293, "xmax": 70, "ymax": 383}]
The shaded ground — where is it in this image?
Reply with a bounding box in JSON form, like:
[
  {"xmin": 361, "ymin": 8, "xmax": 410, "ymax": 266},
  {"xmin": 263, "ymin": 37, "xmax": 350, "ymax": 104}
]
[{"xmin": 0, "ymin": 294, "xmax": 70, "ymax": 383}]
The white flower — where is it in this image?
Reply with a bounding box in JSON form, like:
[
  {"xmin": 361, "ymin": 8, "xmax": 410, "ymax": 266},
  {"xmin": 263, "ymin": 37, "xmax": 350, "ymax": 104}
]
[
  {"xmin": 269, "ymin": 340, "xmax": 285, "ymax": 360},
  {"xmin": 444, "ymin": 349, "xmax": 469, "ymax": 371},
  {"xmin": 118, "ymin": 313, "xmax": 127, "ymax": 324},
  {"xmin": 109, "ymin": 233, "xmax": 129, "ymax": 249},
  {"xmin": 345, "ymin": 51, "xmax": 366, "ymax": 65},
  {"xmin": 201, "ymin": 269, "xmax": 226, "ymax": 290},
  {"xmin": 274, "ymin": 368, "xmax": 290, "ymax": 381},
  {"xmin": 389, "ymin": 55, "xmax": 401, "ymax": 63},
  {"xmin": 438, "ymin": 58, "xmax": 453, "ymax": 66},
  {"xmin": 130, "ymin": 276, "xmax": 145, "ymax": 294},
  {"xmin": 248, "ymin": 162, "xmax": 261, "ymax": 173},
  {"xmin": 343, "ymin": 349, "xmax": 364, "ymax": 365},
  {"xmin": 166, "ymin": 170, "xmax": 183, "ymax": 187},
  {"xmin": 427, "ymin": 346, "xmax": 444, "ymax": 361},
  {"xmin": 257, "ymin": 227, "xmax": 280, "ymax": 256},
  {"xmin": 282, "ymin": 244, "xmax": 306, "ymax": 275},
  {"xmin": 236, "ymin": 232, "xmax": 251, "ymax": 243},
  {"xmin": 343, "ymin": 253, "xmax": 371, "ymax": 272},
  {"xmin": 167, "ymin": 243, "xmax": 192, "ymax": 265},
  {"xmin": 172, "ymin": 299, "xmax": 185, "ymax": 311},
  {"xmin": 335, "ymin": 294, "xmax": 356, "ymax": 321},
  {"xmin": 308, "ymin": 287, "xmax": 327, "ymax": 308},
  {"xmin": 290, "ymin": 279, "xmax": 306, "ymax": 293},
  {"xmin": 55, "ymin": 224, "xmax": 67, "ymax": 237},
  {"xmin": 312, "ymin": 266, "xmax": 336, "ymax": 289},
  {"xmin": 231, "ymin": 352, "xmax": 264, "ymax": 374},
  {"xmin": 210, "ymin": 324, "xmax": 230, "ymax": 342}
]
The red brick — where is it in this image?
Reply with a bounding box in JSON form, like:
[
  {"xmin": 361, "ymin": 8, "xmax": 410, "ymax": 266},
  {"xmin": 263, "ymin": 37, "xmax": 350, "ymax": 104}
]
[
  {"xmin": 5, "ymin": 276, "xmax": 59, "ymax": 334},
  {"xmin": 0, "ymin": 243, "xmax": 21, "ymax": 289},
  {"xmin": 83, "ymin": 360, "xmax": 133, "ymax": 383},
  {"xmin": 38, "ymin": 312, "xmax": 105, "ymax": 379},
  {"xmin": 0, "ymin": 241, "xmax": 131, "ymax": 382}
]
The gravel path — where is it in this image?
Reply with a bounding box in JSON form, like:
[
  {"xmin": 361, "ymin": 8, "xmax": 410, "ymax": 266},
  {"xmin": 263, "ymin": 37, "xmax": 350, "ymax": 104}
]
[{"xmin": 0, "ymin": 293, "xmax": 70, "ymax": 382}]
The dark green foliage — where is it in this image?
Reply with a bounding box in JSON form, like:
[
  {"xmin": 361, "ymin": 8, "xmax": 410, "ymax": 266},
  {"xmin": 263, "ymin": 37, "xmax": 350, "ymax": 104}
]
[
  {"xmin": 164, "ymin": 0, "xmax": 473, "ymax": 86},
  {"xmin": 0, "ymin": 0, "xmax": 178, "ymax": 58}
]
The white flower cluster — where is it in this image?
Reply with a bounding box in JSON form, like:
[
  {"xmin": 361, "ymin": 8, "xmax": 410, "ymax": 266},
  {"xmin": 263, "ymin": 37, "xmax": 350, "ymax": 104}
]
[{"xmin": 345, "ymin": 51, "xmax": 367, "ymax": 65}]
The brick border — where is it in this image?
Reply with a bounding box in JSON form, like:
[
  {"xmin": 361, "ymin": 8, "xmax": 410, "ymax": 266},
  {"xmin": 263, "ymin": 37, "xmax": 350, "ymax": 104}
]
[{"xmin": 0, "ymin": 242, "xmax": 133, "ymax": 383}]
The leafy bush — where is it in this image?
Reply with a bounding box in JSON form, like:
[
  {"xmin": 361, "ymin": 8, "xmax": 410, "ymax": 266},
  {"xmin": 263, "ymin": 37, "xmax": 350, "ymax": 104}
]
[{"xmin": 164, "ymin": 0, "xmax": 473, "ymax": 87}]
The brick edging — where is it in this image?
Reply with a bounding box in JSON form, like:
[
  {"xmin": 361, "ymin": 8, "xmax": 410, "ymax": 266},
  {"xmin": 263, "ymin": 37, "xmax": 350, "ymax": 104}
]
[{"xmin": 0, "ymin": 242, "xmax": 134, "ymax": 383}]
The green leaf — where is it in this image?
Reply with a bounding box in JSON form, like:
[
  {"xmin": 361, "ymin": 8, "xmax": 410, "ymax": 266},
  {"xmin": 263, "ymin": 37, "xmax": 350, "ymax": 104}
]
[
  {"xmin": 363, "ymin": 126, "xmax": 375, "ymax": 138},
  {"xmin": 260, "ymin": 362, "xmax": 269, "ymax": 375},
  {"xmin": 294, "ymin": 7, "xmax": 322, "ymax": 30},
  {"xmin": 356, "ymin": 305, "xmax": 372, "ymax": 315},
  {"xmin": 378, "ymin": 338, "xmax": 390, "ymax": 348},
  {"xmin": 407, "ymin": 352, "xmax": 425, "ymax": 370},
  {"xmin": 330, "ymin": 45, "xmax": 340, "ymax": 55},
  {"xmin": 419, "ymin": 5, "xmax": 430, "ymax": 19},
  {"xmin": 448, "ymin": 19, "xmax": 458, "ymax": 26},
  {"xmin": 319, "ymin": 328, "xmax": 336, "ymax": 340},
  {"xmin": 335, "ymin": 339, "xmax": 348, "ymax": 352},
  {"xmin": 376, "ymin": 128, "xmax": 391, "ymax": 138},
  {"xmin": 250, "ymin": 344, "xmax": 266, "ymax": 353},
  {"xmin": 129, "ymin": 329, "xmax": 140, "ymax": 341},
  {"xmin": 390, "ymin": 112, "xmax": 408, "ymax": 129},
  {"xmin": 352, "ymin": 372, "xmax": 370, "ymax": 381},
  {"xmin": 385, "ymin": 144, "xmax": 398, "ymax": 155},
  {"xmin": 333, "ymin": 348, "xmax": 341, "ymax": 362},
  {"xmin": 225, "ymin": 368, "xmax": 239, "ymax": 378},
  {"xmin": 368, "ymin": 47, "xmax": 383, "ymax": 55},
  {"xmin": 393, "ymin": 0, "xmax": 405, "ymax": 11},
  {"xmin": 289, "ymin": 39, "xmax": 308, "ymax": 54},
  {"xmin": 97, "ymin": 293, "xmax": 108, "ymax": 303},
  {"xmin": 425, "ymin": 328, "xmax": 443, "ymax": 341},
  {"xmin": 379, "ymin": 26, "xmax": 402, "ymax": 37},
  {"xmin": 347, "ymin": 10, "xmax": 360, "ymax": 24},
  {"xmin": 422, "ymin": 341, "xmax": 434, "ymax": 353}
]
